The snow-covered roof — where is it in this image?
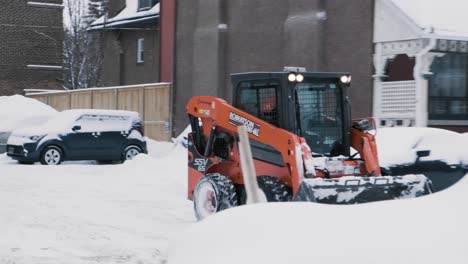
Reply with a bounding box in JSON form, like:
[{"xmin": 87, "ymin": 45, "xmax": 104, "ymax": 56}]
[
  {"xmin": 391, "ymin": 0, "xmax": 468, "ymax": 39},
  {"xmin": 89, "ymin": 1, "xmax": 159, "ymax": 30}
]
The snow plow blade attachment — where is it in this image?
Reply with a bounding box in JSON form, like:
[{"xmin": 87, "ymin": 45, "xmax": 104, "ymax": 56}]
[{"xmin": 294, "ymin": 175, "xmax": 433, "ymax": 204}]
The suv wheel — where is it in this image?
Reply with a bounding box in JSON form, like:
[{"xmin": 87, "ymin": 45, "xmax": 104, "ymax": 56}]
[
  {"xmin": 40, "ymin": 146, "xmax": 63, "ymax": 165},
  {"xmin": 122, "ymin": 145, "xmax": 142, "ymax": 161}
]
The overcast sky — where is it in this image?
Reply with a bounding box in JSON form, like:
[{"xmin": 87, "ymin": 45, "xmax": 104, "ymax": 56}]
[{"xmin": 392, "ymin": 0, "xmax": 468, "ymax": 35}]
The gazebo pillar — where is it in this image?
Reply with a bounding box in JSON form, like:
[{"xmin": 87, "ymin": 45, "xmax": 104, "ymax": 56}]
[{"xmin": 413, "ymin": 37, "xmax": 438, "ymax": 127}]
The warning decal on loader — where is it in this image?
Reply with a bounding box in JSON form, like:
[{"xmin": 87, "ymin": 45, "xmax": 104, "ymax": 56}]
[{"xmin": 228, "ymin": 112, "xmax": 260, "ymax": 137}]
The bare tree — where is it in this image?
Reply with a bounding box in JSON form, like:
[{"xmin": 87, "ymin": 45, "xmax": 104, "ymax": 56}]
[{"xmin": 63, "ymin": 0, "xmax": 107, "ymax": 89}]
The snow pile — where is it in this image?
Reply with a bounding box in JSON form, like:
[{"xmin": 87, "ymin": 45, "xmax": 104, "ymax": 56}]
[
  {"xmin": 0, "ymin": 142, "xmax": 194, "ymax": 264},
  {"xmin": 90, "ymin": 1, "xmax": 159, "ymax": 30},
  {"xmin": 172, "ymin": 125, "xmax": 191, "ymax": 148},
  {"xmin": 391, "ymin": 0, "xmax": 468, "ymax": 38},
  {"xmin": 376, "ymin": 127, "xmax": 468, "ymax": 167},
  {"xmin": 169, "ymin": 172, "xmax": 468, "ymax": 264},
  {"xmin": 0, "ymin": 95, "xmax": 56, "ymax": 132},
  {"xmin": 147, "ymin": 138, "xmax": 176, "ymax": 159}
]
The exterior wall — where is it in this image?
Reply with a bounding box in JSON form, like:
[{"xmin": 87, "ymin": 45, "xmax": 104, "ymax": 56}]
[
  {"xmin": 98, "ymin": 0, "xmax": 160, "ymax": 88},
  {"xmin": 100, "ymin": 30, "xmax": 160, "ymax": 87},
  {"xmin": 324, "ymin": 0, "xmax": 375, "ymax": 119},
  {"xmin": 374, "ymin": 0, "xmax": 468, "ymax": 132},
  {"xmin": 174, "ymin": 0, "xmax": 375, "ymax": 134},
  {"xmin": 0, "ymin": 0, "xmax": 63, "ymax": 95}
]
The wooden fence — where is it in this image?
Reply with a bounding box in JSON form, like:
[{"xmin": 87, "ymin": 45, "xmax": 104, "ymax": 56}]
[{"xmin": 26, "ymin": 83, "xmax": 172, "ymax": 141}]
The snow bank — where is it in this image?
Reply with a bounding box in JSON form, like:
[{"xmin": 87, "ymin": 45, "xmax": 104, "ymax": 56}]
[
  {"xmin": 172, "ymin": 125, "xmax": 190, "ymax": 147},
  {"xmin": 169, "ymin": 172, "xmax": 468, "ymax": 264},
  {"xmin": 0, "ymin": 95, "xmax": 56, "ymax": 132},
  {"xmin": 147, "ymin": 139, "xmax": 176, "ymax": 158},
  {"xmin": 0, "ymin": 141, "xmax": 194, "ymax": 264},
  {"xmin": 376, "ymin": 127, "xmax": 468, "ymax": 167}
]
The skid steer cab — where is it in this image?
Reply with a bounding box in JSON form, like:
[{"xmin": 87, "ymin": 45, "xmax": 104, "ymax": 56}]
[{"xmin": 186, "ymin": 68, "xmax": 432, "ymax": 220}]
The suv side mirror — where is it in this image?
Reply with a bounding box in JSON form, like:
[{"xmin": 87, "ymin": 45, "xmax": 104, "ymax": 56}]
[
  {"xmin": 415, "ymin": 150, "xmax": 431, "ymax": 163},
  {"xmin": 72, "ymin": 125, "xmax": 82, "ymax": 132}
]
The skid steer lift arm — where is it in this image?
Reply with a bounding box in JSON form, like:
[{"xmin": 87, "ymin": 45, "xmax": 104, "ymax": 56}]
[
  {"xmin": 350, "ymin": 119, "xmax": 382, "ymax": 176},
  {"xmin": 186, "ymin": 96, "xmax": 313, "ymax": 195}
]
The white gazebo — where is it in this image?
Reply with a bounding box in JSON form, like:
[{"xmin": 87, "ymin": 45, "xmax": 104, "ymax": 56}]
[{"xmin": 373, "ymin": 0, "xmax": 468, "ymax": 130}]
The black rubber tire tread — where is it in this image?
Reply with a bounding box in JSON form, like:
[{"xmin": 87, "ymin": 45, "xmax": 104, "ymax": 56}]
[
  {"xmin": 194, "ymin": 173, "xmax": 238, "ymax": 220},
  {"xmin": 121, "ymin": 145, "xmax": 142, "ymax": 162},
  {"xmin": 257, "ymin": 176, "xmax": 292, "ymax": 202},
  {"xmin": 40, "ymin": 145, "xmax": 63, "ymax": 165}
]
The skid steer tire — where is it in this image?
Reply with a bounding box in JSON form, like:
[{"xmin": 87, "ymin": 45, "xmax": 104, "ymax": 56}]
[
  {"xmin": 194, "ymin": 173, "xmax": 238, "ymax": 221},
  {"xmin": 257, "ymin": 176, "xmax": 292, "ymax": 202}
]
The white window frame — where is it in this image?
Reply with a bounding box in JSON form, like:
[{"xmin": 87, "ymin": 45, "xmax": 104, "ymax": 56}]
[{"xmin": 137, "ymin": 38, "xmax": 145, "ymax": 64}]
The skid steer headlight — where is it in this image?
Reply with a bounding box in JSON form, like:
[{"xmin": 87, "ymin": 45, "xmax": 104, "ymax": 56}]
[
  {"xmin": 340, "ymin": 75, "xmax": 351, "ymax": 84},
  {"xmin": 288, "ymin": 73, "xmax": 297, "ymax": 82},
  {"xmin": 296, "ymin": 74, "xmax": 304, "ymax": 82}
]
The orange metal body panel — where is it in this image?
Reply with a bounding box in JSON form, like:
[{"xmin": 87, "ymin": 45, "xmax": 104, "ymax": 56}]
[
  {"xmin": 186, "ymin": 96, "xmax": 307, "ymax": 199},
  {"xmin": 186, "ymin": 96, "xmax": 382, "ymax": 200}
]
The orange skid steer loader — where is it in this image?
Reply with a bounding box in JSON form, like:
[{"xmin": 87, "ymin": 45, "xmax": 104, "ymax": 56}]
[{"xmin": 186, "ymin": 69, "xmax": 432, "ymax": 220}]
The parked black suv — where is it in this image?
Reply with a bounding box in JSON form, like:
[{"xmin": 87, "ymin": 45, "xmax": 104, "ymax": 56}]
[{"xmin": 7, "ymin": 109, "xmax": 147, "ymax": 165}]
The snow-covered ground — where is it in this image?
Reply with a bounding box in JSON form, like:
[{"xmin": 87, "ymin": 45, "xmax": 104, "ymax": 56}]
[
  {"xmin": 0, "ymin": 140, "xmax": 194, "ymax": 264},
  {"xmin": 169, "ymin": 171, "xmax": 468, "ymax": 264},
  {"xmin": 169, "ymin": 127, "xmax": 468, "ymax": 264},
  {"xmin": 1, "ymin": 95, "xmax": 467, "ymax": 264}
]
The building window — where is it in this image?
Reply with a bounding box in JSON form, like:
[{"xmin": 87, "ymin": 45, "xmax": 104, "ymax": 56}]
[
  {"xmin": 138, "ymin": 0, "xmax": 157, "ymax": 11},
  {"xmin": 137, "ymin": 38, "xmax": 144, "ymax": 63},
  {"xmin": 429, "ymin": 53, "xmax": 468, "ymax": 120}
]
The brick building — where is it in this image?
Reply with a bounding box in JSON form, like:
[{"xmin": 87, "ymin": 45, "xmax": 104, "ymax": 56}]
[
  {"xmin": 90, "ymin": 0, "xmax": 374, "ymax": 135},
  {"xmin": 172, "ymin": 0, "xmax": 375, "ymax": 134},
  {"xmin": 93, "ymin": 0, "xmax": 468, "ymax": 135},
  {"xmin": 89, "ymin": 0, "xmax": 160, "ymax": 87},
  {"xmin": 0, "ymin": 0, "xmax": 64, "ymax": 95}
]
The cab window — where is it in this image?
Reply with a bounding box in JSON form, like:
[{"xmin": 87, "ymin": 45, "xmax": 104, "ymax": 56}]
[{"xmin": 237, "ymin": 80, "xmax": 279, "ymax": 127}]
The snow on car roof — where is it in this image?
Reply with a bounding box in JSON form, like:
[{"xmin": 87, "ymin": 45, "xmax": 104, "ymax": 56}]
[
  {"xmin": 12, "ymin": 109, "xmax": 141, "ymax": 135},
  {"xmin": 391, "ymin": 0, "xmax": 468, "ymax": 38},
  {"xmin": 89, "ymin": 0, "xmax": 159, "ymax": 30},
  {"xmin": 61, "ymin": 109, "xmax": 140, "ymax": 118}
]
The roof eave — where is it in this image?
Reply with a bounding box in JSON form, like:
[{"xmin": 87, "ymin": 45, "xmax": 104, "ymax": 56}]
[{"xmin": 88, "ymin": 15, "xmax": 159, "ymax": 31}]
